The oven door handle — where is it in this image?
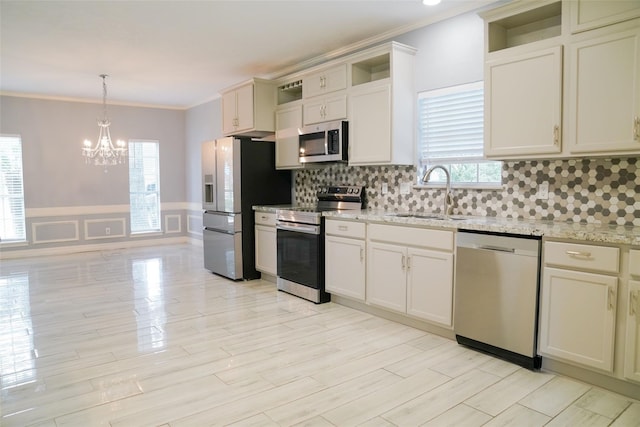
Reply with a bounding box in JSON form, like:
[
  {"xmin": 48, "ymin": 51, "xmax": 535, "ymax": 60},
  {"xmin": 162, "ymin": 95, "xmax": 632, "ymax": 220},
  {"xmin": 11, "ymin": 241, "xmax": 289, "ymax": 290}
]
[{"xmin": 276, "ymin": 222, "xmax": 321, "ymax": 235}]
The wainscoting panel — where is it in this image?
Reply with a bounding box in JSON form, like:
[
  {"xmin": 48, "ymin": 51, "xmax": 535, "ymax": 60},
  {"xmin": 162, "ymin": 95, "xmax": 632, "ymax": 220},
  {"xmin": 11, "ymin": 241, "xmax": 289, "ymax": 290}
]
[
  {"xmin": 31, "ymin": 220, "xmax": 79, "ymax": 244},
  {"xmin": 164, "ymin": 214, "xmax": 182, "ymax": 233},
  {"xmin": 84, "ymin": 218, "xmax": 127, "ymax": 240}
]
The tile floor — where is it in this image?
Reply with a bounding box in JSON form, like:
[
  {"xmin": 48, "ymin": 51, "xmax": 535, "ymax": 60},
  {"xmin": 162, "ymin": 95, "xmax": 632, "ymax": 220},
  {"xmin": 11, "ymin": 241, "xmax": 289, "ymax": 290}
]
[{"xmin": 1, "ymin": 243, "xmax": 639, "ymax": 426}]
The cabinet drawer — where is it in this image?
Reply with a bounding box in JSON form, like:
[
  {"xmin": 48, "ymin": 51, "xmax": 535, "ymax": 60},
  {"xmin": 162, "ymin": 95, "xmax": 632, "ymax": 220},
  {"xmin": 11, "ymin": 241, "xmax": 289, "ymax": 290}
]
[
  {"xmin": 631, "ymin": 250, "xmax": 640, "ymax": 277},
  {"xmin": 368, "ymin": 223, "xmax": 454, "ymax": 251},
  {"xmin": 254, "ymin": 211, "xmax": 276, "ymax": 226},
  {"xmin": 325, "ymin": 219, "xmax": 365, "ymax": 239},
  {"xmin": 544, "ymin": 241, "xmax": 620, "ymax": 274}
]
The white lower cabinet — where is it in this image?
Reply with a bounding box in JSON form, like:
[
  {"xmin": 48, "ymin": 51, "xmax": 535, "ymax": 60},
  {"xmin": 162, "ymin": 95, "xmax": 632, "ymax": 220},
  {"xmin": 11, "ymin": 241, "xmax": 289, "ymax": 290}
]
[
  {"xmin": 366, "ymin": 223, "xmax": 455, "ymax": 327},
  {"xmin": 367, "ymin": 242, "xmax": 407, "ymax": 312},
  {"xmin": 406, "ymin": 248, "xmax": 454, "ymax": 326},
  {"xmin": 539, "ymin": 241, "xmax": 620, "ymax": 372},
  {"xmin": 254, "ymin": 212, "xmax": 277, "ymax": 276},
  {"xmin": 625, "ymin": 248, "xmax": 640, "ymax": 382},
  {"xmin": 625, "ymin": 279, "xmax": 640, "ymax": 382},
  {"xmin": 539, "ymin": 267, "xmax": 617, "ymax": 371},
  {"xmin": 325, "ymin": 220, "xmax": 366, "ymax": 301}
]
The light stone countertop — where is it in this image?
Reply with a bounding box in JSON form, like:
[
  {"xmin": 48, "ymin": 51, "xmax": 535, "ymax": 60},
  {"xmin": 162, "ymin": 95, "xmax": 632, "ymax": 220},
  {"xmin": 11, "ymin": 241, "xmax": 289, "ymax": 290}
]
[
  {"xmin": 253, "ymin": 205, "xmax": 640, "ymax": 245},
  {"xmin": 323, "ymin": 209, "xmax": 640, "ymax": 246}
]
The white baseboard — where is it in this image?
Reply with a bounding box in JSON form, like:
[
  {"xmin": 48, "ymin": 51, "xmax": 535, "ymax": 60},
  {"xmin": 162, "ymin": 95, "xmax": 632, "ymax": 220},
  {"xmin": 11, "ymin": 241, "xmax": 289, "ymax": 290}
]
[{"xmin": 0, "ymin": 236, "xmax": 192, "ymax": 260}]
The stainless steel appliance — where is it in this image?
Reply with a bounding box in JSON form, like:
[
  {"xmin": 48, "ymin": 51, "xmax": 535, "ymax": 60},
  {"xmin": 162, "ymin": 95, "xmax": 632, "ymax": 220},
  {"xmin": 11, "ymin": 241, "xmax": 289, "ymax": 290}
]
[
  {"xmin": 299, "ymin": 120, "xmax": 348, "ymax": 164},
  {"xmin": 202, "ymin": 137, "xmax": 291, "ymax": 280},
  {"xmin": 276, "ymin": 185, "xmax": 364, "ymax": 303},
  {"xmin": 454, "ymin": 231, "xmax": 542, "ymax": 369}
]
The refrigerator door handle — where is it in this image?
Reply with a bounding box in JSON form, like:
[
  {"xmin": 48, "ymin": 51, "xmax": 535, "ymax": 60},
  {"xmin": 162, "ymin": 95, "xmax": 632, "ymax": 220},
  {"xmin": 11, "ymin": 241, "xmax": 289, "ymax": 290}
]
[{"xmin": 203, "ymin": 226, "xmax": 235, "ymax": 236}]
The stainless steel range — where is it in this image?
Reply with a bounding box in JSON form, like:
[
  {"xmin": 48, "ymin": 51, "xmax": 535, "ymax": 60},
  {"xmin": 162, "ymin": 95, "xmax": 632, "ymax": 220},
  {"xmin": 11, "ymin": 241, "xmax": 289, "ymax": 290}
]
[{"xmin": 276, "ymin": 185, "xmax": 365, "ymax": 303}]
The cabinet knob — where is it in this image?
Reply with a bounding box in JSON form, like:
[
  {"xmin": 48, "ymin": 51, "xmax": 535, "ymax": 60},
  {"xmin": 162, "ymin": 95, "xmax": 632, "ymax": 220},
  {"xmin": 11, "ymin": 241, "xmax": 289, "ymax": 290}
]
[
  {"xmin": 634, "ymin": 117, "xmax": 640, "ymax": 140},
  {"xmin": 631, "ymin": 290, "xmax": 638, "ymax": 317}
]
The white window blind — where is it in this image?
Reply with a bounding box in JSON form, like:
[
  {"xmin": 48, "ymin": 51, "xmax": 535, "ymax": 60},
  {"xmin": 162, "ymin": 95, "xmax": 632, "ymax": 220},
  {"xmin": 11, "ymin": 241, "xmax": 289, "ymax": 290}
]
[
  {"xmin": 417, "ymin": 82, "xmax": 501, "ymax": 186},
  {"xmin": 129, "ymin": 141, "xmax": 161, "ymax": 233},
  {"xmin": 0, "ymin": 135, "xmax": 26, "ymax": 242}
]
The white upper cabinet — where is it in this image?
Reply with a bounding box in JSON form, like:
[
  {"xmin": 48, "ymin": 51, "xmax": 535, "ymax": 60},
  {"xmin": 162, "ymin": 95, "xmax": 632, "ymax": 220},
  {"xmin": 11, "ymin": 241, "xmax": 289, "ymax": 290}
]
[
  {"xmin": 275, "ymin": 104, "xmax": 303, "ymax": 169},
  {"xmin": 303, "ymin": 64, "xmax": 347, "ymax": 98},
  {"xmin": 347, "ymin": 43, "xmax": 416, "ymax": 166},
  {"xmin": 566, "ymin": 19, "xmax": 640, "ymax": 155},
  {"xmin": 485, "ymin": 44, "xmax": 563, "ymax": 158},
  {"xmin": 221, "ymin": 78, "xmax": 276, "ymax": 137},
  {"xmin": 303, "ymin": 93, "xmax": 347, "ymax": 125},
  {"xmin": 570, "ymin": 0, "xmax": 640, "ymax": 33},
  {"xmin": 349, "ymin": 83, "xmax": 392, "ymax": 164},
  {"xmin": 482, "ymin": 0, "xmax": 640, "ymax": 159}
]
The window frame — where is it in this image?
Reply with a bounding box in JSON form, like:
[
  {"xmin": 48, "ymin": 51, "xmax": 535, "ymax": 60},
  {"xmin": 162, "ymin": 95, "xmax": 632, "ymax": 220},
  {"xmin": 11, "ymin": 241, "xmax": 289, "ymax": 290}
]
[
  {"xmin": 415, "ymin": 81, "xmax": 503, "ymax": 190},
  {"xmin": 128, "ymin": 140, "xmax": 161, "ymax": 234},
  {"xmin": 0, "ymin": 135, "xmax": 26, "ymax": 243}
]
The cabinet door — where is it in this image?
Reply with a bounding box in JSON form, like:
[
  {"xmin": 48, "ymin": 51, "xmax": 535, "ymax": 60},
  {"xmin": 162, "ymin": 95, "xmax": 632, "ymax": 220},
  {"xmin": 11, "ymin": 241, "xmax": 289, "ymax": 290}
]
[
  {"xmin": 485, "ymin": 46, "xmax": 563, "ymax": 158},
  {"xmin": 571, "ymin": 0, "xmax": 640, "ymax": 33},
  {"xmin": 303, "ymin": 98, "xmax": 326, "ymax": 125},
  {"xmin": 235, "ymin": 83, "xmax": 255, "ymax": 132},
  {"xmin": 255, "ymin": 225, "xmax": 276, "ymax": 276},
  {"xmin": 567, "ymin": 23, "xmax": 640, "ymax": 154},
  {"xmin": 406, "ymin": 248, "xmax": 454, "ymax": 327},
  {"xmin": 348, "ymin": 84, "xmax": 392, "ymax": 164},
  {"xmin": 275, "ymin": 105, "xmax": 303, "ymax": 169},
  {"xmin": 539, "ymin": 267, "xmax": 617, "ymax": 372},
  {"xmin": 303, "ymin": 64, "xmax": 347, "ymax": 98},
  {"xmin": 325, "ymin": 235, "xmax": 366, "ymax": 301},
  {"xmin": 323, "ymin": 94, "xmax": 347, "ymax": 122},
  {"xmin": 367, "ymin": 242, "xmax": 406, "ymax": 313},
  {"xmin": 302, "ymin": 94, "xmax": 347, "ymax": 125},
  {"xmin": 222, "ymin": 90, "xmax": 237, "ymax": 135},
  {"xmin": 625, "ymin": 280, "xmax": 640, "ymax": 382}
]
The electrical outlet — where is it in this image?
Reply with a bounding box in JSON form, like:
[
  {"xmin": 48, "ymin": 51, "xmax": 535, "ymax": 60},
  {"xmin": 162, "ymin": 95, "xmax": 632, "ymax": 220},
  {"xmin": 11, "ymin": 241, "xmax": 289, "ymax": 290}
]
[
  {"xmin": 381, "ymin": 182, "xmax": 388, "ymax": 194},
  {"xmin": 400, "ymin": 182, "xmax": 411, "ymax": 195},
  {"xmin": 537, "ymin": 183, "xmax": 549, "ymax": 200},
  {"xmin": 105, "ymin": 227, "xmax": 111, "ymax": 235}
]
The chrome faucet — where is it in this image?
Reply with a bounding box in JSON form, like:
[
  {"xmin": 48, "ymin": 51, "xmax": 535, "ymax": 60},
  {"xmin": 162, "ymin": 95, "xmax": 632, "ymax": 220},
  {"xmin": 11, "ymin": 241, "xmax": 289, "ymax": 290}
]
[{"xmin": 422, "ymin": 165, "xmax": 453, "ymax": 216}]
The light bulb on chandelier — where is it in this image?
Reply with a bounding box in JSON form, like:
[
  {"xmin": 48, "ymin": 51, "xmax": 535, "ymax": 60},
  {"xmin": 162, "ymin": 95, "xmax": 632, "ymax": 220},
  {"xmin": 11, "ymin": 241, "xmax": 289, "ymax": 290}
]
[{"xmin": 82, "ymin": 74, "xmax": 127, "ymax": 166}]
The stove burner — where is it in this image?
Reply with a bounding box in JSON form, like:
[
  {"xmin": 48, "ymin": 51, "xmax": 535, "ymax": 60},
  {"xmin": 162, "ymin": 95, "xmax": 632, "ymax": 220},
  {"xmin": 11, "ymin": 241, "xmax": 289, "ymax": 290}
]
[{"xmin": 276, "ymin": 185, "xmax": 365, "ymax": 225}]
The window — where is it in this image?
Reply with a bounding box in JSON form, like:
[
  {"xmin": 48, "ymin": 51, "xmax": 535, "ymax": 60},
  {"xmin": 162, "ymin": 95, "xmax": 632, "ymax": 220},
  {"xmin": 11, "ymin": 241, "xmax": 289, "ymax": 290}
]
[
  {"xmin": 129, "ymin": 141, "xmax": 161, "ymax": 233},
  {"xmin": 417, "ymin": 82, "xmax": 501, "ymax": 187},
  {"xmin": 0, "ymin": 135, "xmax": 26, "ymax": 242}
]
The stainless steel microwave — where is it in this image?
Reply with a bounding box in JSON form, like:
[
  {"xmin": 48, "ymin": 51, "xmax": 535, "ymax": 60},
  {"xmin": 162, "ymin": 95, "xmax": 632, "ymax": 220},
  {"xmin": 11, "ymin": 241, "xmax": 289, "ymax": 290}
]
[{"xmin": 299, "ymin": 120, "xmax": 348, "ymax": 164}]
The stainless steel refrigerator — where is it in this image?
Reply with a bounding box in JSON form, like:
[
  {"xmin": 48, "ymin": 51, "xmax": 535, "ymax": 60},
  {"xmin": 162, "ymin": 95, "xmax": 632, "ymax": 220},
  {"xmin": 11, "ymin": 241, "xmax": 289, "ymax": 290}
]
[{"xmin": 202, "ymin": 137, "xmax": 291, "ymax": 280}]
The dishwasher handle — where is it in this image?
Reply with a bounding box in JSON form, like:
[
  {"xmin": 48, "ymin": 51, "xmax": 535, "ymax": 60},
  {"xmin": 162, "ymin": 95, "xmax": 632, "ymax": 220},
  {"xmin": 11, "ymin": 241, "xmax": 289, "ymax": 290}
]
[
  {"xmin": 476, "ymin": 244, "xmax": 516, "ymax": 253},
  {"xmin": 457, "ymin": 232, "xmax": 540, "ymax": 258}
]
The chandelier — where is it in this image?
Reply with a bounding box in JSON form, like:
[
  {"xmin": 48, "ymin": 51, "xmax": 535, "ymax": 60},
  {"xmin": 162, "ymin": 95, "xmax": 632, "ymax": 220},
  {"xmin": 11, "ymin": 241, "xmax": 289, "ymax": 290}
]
[{"xmin": 82, "ymin": 74, "xmax": 127, "ymax": 166}]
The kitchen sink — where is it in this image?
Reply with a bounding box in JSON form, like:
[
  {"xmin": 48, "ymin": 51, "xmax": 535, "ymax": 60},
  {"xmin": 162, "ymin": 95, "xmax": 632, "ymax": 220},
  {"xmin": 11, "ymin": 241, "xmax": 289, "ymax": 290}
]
[{"xmin": 387, "ymin": 213, "xmax": 468, "ymax": 221}]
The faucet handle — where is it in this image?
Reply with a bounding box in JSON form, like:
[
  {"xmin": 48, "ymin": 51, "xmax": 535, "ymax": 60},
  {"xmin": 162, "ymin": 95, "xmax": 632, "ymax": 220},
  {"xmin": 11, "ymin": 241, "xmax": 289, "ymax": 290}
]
[{"xmin": 445, "ymin": 192, "xmax": 454, "ymax": 215}]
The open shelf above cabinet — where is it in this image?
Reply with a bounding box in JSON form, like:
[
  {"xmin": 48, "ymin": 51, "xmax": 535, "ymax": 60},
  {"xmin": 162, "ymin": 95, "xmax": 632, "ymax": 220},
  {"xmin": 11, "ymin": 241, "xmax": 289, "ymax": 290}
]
[
  {"xmin": 351, "ymin": 53, "xmax": 391, "ymax": 86},
  {"xmin": 487, "ymin": 1, "xmax": 562, "ymax": 52},
  {"xmin": 277, "ymin": 80, "xmax": 302, "ymax": 105}
]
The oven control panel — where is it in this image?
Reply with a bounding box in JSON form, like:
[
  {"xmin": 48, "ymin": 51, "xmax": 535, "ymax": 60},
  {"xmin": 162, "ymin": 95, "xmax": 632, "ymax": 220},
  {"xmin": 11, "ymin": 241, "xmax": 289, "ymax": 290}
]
[{"xmin": 317, "ymin": 186, "xmax": 363, "ymax": 196}]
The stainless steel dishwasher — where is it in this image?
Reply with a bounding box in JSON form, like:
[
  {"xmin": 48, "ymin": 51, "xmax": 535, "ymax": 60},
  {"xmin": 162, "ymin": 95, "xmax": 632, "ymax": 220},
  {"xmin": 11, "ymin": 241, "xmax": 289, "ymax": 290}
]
[{"xmin": 454, "ymin": 231, "xmax": 542, "ymax": 369}]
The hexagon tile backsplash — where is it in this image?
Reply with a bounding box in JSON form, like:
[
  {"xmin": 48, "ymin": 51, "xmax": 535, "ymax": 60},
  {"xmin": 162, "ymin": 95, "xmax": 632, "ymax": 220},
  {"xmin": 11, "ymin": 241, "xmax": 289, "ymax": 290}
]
[{"xmin": 294, "ymin": 157, "xmax": 640, "ymax": 226}]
